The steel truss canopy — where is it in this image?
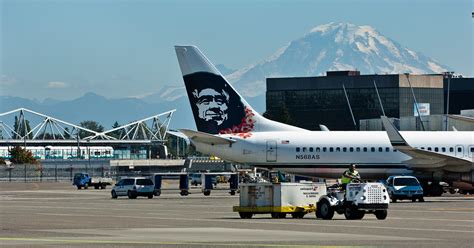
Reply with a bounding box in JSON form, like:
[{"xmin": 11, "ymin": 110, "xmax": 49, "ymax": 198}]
[{"xmin": 0, "ymin": 108, "xmax": 175, "ymax": 143}]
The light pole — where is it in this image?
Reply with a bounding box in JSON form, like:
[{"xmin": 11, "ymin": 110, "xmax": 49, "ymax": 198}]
[{"xmin": 444, "ymin": 71, "xmax": 454, "ymax": 131}]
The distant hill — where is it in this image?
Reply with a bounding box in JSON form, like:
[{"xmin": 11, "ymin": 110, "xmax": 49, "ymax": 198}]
[{"xmin": 0, "ymin": 93, "xmax": 195, "ymax": 130}]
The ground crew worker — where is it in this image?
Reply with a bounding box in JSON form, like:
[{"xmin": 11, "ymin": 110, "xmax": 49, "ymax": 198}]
[{"xmin": 341, "ymin": 164, "xmax": 360, "ymax": 189}]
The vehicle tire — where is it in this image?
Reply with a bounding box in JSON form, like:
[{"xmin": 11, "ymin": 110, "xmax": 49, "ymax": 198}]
[
  {"xmin": 154, "ymin": 190, "xmax": 161, "ymax": 196},
  {"xmin": 77, "ymin": 185, "xmax": 81, "ymax": 190},
  {"xmin": 375, "ymin": 210, "xmax": 388, "ymax": 220},
  {"xmin": 431, "ymin": 184, "xmax": 444, "ymax": 197},
  {"xmin": 84, "ymin": 183, "xmax": 88, "ymax": 190},
  {"xmin": 412, "ymin": 198, "xmax": 417, "ymax": 202},
  {"xmin": 271, "ymin": 213, "xmax": 280, "ymax": 219},
  {"xmin": 94, "ymin": 185, "xmax": 99, "ymax": 189},
  {"xmin": 239, "ymin": 212, "xmax": 252, "ymax": 219},
  {"xmin": 180, "ymin": 190, "xmax": 189, "ymax": 196},
  {"xmin": 317, "ymin": 199, "xmax": 334, "ymax": 220},
  {"xmin": 344, "ymin": 206, "xmax": 364, "ymax": 220},
  {"xmin": 111, "ymin": 190, "xmax": 118, "ymax": 199},
  {"xmin": 148, "ymin": 194, "xmax": 153, "ymax": 199},
  {"xmin": 229, "ymin": 190, "xmax": 236, "ymax": 196},
  {"xmin": 391, "ymin": 197, "xmax": 397, "ymax": 203},
  {"xmin": 419, "ymin": 197, "xmax": 425, "ymax": 202},
  {"xmin": 203, "ymin": 191, "xmax": 211, "ymax": 196},
  {"xmin": 291, "ymin": 212, "xmax": 305, "ymax": 219},
  {"xmin": 128, "ymin": 190, "xmax": 136, "ymax": 199},
  {"xmin": 101, "ymin": 185, "xmax": 106, "ymax": 190}
]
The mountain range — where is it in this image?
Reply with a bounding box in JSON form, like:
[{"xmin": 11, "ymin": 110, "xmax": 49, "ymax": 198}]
[{"xmin": 0, "ymin": 23, "xmax": 450, "ymax": 130}]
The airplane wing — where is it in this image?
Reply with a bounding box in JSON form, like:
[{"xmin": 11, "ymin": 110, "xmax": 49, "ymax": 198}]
[
  {"xmin": 381, "ymin": 116, "xmax": 471, "ymax": 172},
  {"xmin": 166, "ymin": 130, "xmax": 190, "ymax": 145},
  {"xmin": 179, "ymin": 129, "xmax": 235, "ymax": 145}
]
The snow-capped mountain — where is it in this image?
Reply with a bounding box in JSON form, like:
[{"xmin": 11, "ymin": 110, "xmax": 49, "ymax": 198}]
[{"xmin": 227, "ymin": 22, "xmax": 449, "ymax": 97}]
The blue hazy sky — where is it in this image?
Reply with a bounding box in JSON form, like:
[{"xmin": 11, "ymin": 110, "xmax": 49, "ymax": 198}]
[{"xmin": 1, "ymin": 0, "xmax": 472, "ymax": 100}]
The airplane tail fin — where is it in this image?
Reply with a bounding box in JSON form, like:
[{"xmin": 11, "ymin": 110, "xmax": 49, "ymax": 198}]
[{"xmin": 175, "ymin": 45, "xmax": 304, "ymax": 135}]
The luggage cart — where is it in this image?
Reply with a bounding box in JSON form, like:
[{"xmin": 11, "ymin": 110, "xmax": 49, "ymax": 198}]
[{"xmin": 233, "ymin": 182, "xmax": 326, "ymax": 219}]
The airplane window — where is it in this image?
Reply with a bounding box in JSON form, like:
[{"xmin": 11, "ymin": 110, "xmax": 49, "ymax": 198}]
[
  {"xmin": 329, "ymin": 147, "xmax": 334, "ymax": 152},
  {"xmin": 343, "ymin": 147, "xmax": 347, "ymax": 152},
  {"xmin": 356, "ymin": 147, "xmax": 360, "ymax": 152},
  {"xmin": 471, "ymin": 147, "xmax": 474, "ymax": 153},
  {"xmin": 323, "ymin": 147, "xmax": 327, "ymax": 152},
  {"xmin": 378, "ymin": 147, "xmax": 383, "ymax": 152},
  {"xmin": 303, "ymin": 147, "xmax": 307, "ymax": 152},
  {"xmin": 385, "ymin": 147, "xmax": 390, "ymax": 152},
  {"xmin": 296, "ymin": 147, "xmax": 300, "ymax": 152},
  {"xmin": 349, "ymin": 147, "xmax": 354, "ymax": 152},
  {"xmin": 371, "ymin": 147, "xmax": 375, "ymax": 152},
  {"xmin": 434, "ymin": 147, "xmax": 439, "ymax": 152},
  {"xmin": 336, "ymin": 147, "xmax": 340, "ymax": 152},
  {"xmin": 309, "ymin": 147, "xmax": 314, "ymax": 152},
  {"xmin": 363, "ymin": 147, "xmax": 368, "ymax": 152},
  {"xmin": 449, "ymin": 147, "xmax": 454, "ymax": 152},
  {"xmin": 442, "ymin": 147, "xmax": 446, "ymax": 152},
  {"xmin": 420, "ymin": 147, "xmax": 425, "ymax": 150},
  {"xmin": 458, "ymin": 147, "xmax": 462, "ymax": 152},
  {"xmin": 427, "ymin": 147, "xmax": 432, "ymax": 151},
  {"xmin": 316, "ymin": 147, "xmax": 320, "ymax": 152}
]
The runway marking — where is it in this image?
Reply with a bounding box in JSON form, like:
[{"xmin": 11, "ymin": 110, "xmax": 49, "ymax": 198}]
[
  {"xmin": 33, "ymin": 212, "xmax": 474, "ymax": 234},
  {"xmin": 0, "ymin": 237, "xmax": 363, "ymax": 247}
]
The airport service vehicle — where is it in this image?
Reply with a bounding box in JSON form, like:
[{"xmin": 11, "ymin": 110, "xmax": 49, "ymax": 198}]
[
  {"xmin": 316, "ymin": 182, "xmax": 390, "ymax": 220},
  {"xmin": 190, "ymin": 173, "xmax": 202, "ymax": 186},
  {"xmin": 190, "ymin": 173, "xmax": 217, "ymax": 186},
  {"xmin": 73, "ymin": 172, "xmax": 112, "ymax": 190},
  {"xmin": 111, "ymin": 177, "xmax": 155, "ymax": 199},
  {"xmin": 233, "ymin": 182, "xmax": 326, "ymax": 219},
  {"xmin": 384, "ymin": 175, "xmax": 424, "ymax": 202},
  {"xmin": 0, "ymin": 146, "xmax": 114, "ymax": 160},
  {"xmin": 174, "ymin": 45, "xmax": 474, "ymax": 197}
]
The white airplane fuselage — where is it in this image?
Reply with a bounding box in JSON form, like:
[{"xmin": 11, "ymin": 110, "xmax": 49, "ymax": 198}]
[{"xmin": 193, "ymin": 131, "xmax": 474, "ymax": 180}]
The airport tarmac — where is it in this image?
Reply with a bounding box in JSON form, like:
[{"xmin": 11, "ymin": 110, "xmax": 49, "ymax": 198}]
[{"xmin": 0, "ymin": 182, "xmax": 473, "ymax": 247}]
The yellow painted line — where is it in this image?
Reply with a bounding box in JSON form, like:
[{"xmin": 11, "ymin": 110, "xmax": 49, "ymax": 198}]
[{"xmin": 0, "ymin": 237, "xmax": 364, "ymax": 247}]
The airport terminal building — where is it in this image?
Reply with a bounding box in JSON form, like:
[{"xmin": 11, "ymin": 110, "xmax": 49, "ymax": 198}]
[{"xmin": 266, "ymin": 71, "xmax": 473, "ymax": 130}]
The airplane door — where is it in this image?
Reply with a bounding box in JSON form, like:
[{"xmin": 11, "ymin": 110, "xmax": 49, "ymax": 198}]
[
  {"xmin": 455, "ymin": 145, "xmax": 464, "ymax": 158},
  {"xmin": 266, "ymin": 140, "xmax": 277, "ymax": 162}
]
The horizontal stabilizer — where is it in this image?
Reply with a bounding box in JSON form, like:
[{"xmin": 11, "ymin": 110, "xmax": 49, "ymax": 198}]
[{"xmin": 179, "ymin": 129, "xmax": 235, "ymax": 145}]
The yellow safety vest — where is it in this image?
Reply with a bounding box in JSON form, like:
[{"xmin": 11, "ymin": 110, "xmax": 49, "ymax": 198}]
[{"xmin": 341, "ymin": 169, "xmax": 359, "ymax": 184}]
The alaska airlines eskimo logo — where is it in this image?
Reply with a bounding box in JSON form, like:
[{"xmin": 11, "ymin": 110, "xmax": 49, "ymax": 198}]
[
  {"xmin": 193, "ymin": 88, "xmax": 229, "ymax": 125},
  {"xmin": 184, "ymin": 72, "xmax": 255, "ymax": 137}
]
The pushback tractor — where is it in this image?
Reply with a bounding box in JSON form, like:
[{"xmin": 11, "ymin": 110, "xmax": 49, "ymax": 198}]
[{"xmin": 316, "ymin": 182, "xmax": 390, "ymax": 220}]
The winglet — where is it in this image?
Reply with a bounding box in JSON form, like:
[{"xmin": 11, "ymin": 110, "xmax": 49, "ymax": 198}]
[{"xmin": 381, "ymin": 116, "xmax": 406, "ymax": 146}]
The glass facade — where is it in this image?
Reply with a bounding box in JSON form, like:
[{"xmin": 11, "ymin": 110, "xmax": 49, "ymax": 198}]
[{"xmin": 266, "ymin": 74, "xmax": 445, "ymax": 131}]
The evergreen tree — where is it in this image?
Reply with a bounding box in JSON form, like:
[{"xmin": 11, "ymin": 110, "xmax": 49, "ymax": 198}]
[
  {"xmin": 79, "ymin": 120, "xmax": 104, "ymax": 138},
  {"xmin": 12, "ymin": 116, "xmax": 32, "ymax": 139},
  {"xmin": 109, "ymin": 121, "xmax": 121, "ymax": 139}
]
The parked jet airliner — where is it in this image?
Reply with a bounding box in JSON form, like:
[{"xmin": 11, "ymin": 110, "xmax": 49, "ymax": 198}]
[{"xmin": 174, "ymin": 45, "xmax": 474, "ymax": 195}]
